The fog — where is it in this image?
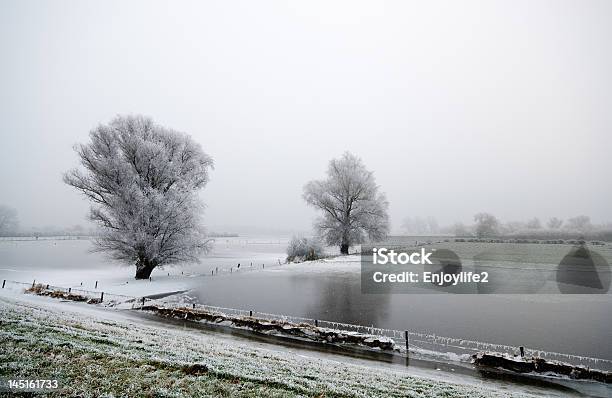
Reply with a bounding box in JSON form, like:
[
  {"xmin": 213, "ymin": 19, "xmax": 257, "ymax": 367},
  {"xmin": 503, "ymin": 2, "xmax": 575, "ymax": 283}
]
[{"xmin": 0, "ymin": 0, "xmax": 610, "ymax": 234}]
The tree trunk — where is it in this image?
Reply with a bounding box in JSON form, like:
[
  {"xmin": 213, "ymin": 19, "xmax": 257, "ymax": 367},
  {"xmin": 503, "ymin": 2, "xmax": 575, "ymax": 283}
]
[
  {"xmin": 135, "ymin": 258, "xmax": 156, "ymax": 279},
  {"xmin": 340, "ymin": 243, "xmax": 349, "ymax": 255}
]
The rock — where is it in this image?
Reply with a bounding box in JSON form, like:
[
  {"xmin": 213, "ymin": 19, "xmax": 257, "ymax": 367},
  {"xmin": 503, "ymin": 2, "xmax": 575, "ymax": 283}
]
[{"xmin": 472, "ymin": 352, "xmax": 611, "ymax": 383}]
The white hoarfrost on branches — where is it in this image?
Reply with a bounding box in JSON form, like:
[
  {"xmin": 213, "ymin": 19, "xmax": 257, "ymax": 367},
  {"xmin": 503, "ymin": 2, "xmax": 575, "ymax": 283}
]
[
  {"xmin": 64, "ymin": 115, "xmax": 214, "ymax": 279},
  {"xmin": 286, "ymin": 235, "xmax": 324, "ymax": 262},
  {"xmin": 474, "ymin": 212, "xmax": 499, "ymax": 238},
  {"xmin": 303, "ymin": 152, "xmax": 389, "ymax": 254}
]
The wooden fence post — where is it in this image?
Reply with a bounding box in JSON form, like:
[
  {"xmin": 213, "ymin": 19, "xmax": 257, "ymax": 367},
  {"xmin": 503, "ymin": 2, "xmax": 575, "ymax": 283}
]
[
  {"xmin": 100, "ymin": 292, "xmax": 104, "ymax": 302},
  {"xmin": 2, "ymin": 280, "xmax": 5, "ymax": 289},
  {"xmin": 404, "ymin": 330, "xmax": 409, "ymax": 353},
  {"xmin": 95, "ymin": 281, "xmax": 98, "ymax": 289}
]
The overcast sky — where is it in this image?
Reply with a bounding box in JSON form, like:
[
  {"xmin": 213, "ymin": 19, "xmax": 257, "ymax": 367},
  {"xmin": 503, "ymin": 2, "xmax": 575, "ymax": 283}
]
[{"xmin": 0, "ymin": 0, "xmax": 610, "ymax": 234}]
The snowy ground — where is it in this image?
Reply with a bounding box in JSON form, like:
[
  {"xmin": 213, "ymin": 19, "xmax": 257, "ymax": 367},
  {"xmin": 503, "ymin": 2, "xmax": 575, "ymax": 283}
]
[
  {"xmin": 0, "ymin": 238, "xmax": 360, "ymax": 301},
  {"xmin": 0, "ymin": 237, "xmax": 289, "ymax": 297},
  {"xmin": 0, "ymin": 290, "xmax": 550, "ymax": 398}
]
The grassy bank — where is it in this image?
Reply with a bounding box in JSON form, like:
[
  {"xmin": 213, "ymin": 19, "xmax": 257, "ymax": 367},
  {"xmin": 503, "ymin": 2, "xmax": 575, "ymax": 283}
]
[{"xmin": 0, "ymin": 295, "xmax": 528, "ymax": 397}]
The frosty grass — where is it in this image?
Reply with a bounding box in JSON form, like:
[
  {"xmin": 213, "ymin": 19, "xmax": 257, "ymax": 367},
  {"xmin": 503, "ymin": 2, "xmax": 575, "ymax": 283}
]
[{"xmin": 0, "ymin": 295, "xmax": 530, "ymax": 397}]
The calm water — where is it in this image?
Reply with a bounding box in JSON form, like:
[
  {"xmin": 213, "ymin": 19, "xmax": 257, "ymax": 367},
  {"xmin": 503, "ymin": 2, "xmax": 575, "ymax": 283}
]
[
  {"xmin": 1, "ymin": 237, "xmax": 611, "ymax": 362},
  {"xmin": 193, "ymin": 263, "xmax": 612, "ymax": 361}
]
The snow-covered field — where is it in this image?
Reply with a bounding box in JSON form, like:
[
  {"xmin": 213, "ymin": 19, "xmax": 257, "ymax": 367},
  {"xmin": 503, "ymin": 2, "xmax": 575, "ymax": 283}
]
[
  {"xmin": 0, "ymin": 237, "xmax": 289, "ymax": 297},
  {"xmin": 0, "ymin": 238, "xmax": 360, "ymax": 300},
  {"xmin": 0, "ymin": 291, "xmax": 546, "ymax": 398}
]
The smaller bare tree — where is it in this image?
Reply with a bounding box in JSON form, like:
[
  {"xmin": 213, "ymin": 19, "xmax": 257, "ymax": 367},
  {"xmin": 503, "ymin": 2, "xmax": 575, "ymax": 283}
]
[
  {"xmin": 303, "ymin": 152, "xmax": 389, "ymax": 254},
  {"xmin": 565, "ymin": 215, "xmax": 592, "ymax": 233},
  {"xmin": 474, "ymin": 212, "xmax": 499, "ymax": 238}
]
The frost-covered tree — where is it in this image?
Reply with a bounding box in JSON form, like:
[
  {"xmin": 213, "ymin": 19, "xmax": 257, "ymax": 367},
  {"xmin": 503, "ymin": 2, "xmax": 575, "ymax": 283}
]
[
  {"xmin": 64, "ymin": 115, "xmax": 214, "ymax": 279},
  {"xmin": 286, "ymin": 235, "xmax": 324, "ymax": 262},
  {"xmin": 547, "ymin": 217, "xmax": 563, "ymax": 229},
  {"xmin": 303, "ymin": 152, "xmax": 389, "ymax": 254},
  {"xmin": 0, "ymin": 205, "xmax": 19, "ymax": 236},
  {"xmin": 526, "ymin": 217, "xmax": 542, "ymax": 229},
  {"xmin": 474, "ymin": 212, "xmax": 499, "ymax": 238},
  {"xmin": 565, "ymin": 215, "xmax": 592, "ymax": 233}
]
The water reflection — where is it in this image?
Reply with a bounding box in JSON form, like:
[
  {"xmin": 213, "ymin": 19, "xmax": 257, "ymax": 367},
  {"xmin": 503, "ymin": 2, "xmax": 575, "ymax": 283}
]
[
  {"xmin": 191, "ymin": 268, "xmax": 612, "ymax": 360},
  {"xmin": 295, "ymin": 273, "xmax": 391, "ymax": 327}
]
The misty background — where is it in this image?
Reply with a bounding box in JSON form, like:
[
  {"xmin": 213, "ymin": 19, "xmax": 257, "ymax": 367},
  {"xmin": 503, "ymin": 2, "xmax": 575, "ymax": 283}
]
[{"xmin": 1, "ymin": 0, "xmax": 610, "ymax": 235}]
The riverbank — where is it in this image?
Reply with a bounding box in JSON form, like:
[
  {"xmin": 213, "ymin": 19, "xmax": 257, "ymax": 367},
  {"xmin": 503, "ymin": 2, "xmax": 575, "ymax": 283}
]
[
  {"xmin": 0, "ymin": 293, "xmax": 535, "ymax": 398},
  {"xmin": 0, "ymin": 236, "xmax": 287, "ymax": 297}
]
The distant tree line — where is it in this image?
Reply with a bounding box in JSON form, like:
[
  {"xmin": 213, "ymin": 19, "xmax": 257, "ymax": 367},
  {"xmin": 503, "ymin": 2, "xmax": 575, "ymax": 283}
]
[
  {"xmin": 465, "ymin": 213, "xmax": 610, "ymax": 241},
  {"xmin": 400, "ymin": 213, "xmax": 612, "ymax": 241},
  {"xmin": 400, "ymin": 216, "xmax": 439, "ymax": 235}
]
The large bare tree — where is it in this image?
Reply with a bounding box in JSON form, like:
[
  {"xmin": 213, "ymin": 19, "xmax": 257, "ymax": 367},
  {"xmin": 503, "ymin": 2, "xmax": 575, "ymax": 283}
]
[
  {"xmin": 64, "ymin": 115, "xmax": 214, "ymax": 279},
  {"xmin": 303, "ymin": 152, "xmax": 389, "ymax": 254}
]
